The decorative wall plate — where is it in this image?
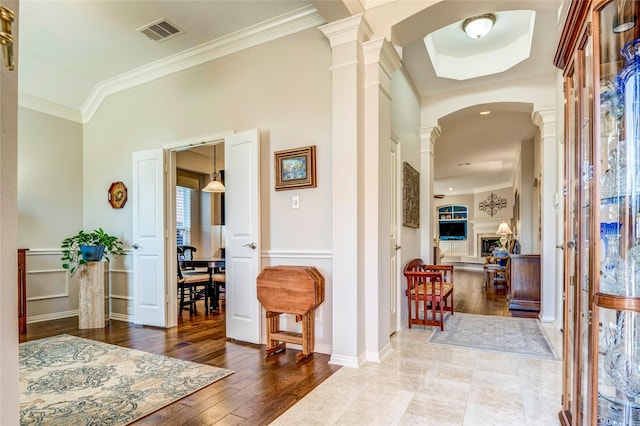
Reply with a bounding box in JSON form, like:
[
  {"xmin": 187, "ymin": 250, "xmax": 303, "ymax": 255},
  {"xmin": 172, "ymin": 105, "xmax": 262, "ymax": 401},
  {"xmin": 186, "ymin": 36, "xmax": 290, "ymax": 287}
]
[{"xmin": 108, "ymin": 181, "xmax": 128, "ymax": 209}]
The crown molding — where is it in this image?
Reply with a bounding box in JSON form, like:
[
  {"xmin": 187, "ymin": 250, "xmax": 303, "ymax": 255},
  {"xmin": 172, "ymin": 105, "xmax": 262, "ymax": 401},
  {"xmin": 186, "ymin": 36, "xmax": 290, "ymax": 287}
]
[
  {"xmin": 81, "ymin": 5, "xmax": 324, "ymax": 123},
  {"xmin": 18, "ymin": 93, "xmax": 83, "ymax": 123},
  {"xmin": 21, "ymin": 5, "xmax": 325, "ymax": 124}
]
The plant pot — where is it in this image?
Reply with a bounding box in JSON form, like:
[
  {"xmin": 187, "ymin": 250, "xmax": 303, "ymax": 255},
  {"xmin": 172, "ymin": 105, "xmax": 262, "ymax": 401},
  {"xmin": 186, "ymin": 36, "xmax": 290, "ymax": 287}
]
[{"xmin": 80, "ymin": 245, "xmax": 105, "ymax": 262}]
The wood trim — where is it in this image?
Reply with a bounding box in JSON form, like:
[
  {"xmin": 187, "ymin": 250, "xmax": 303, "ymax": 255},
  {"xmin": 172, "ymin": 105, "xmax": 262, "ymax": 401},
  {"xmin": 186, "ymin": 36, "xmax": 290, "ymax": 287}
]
[
  {"xmin": 594, "ymin": 292, "xmax": 640, "ymax": 311},
  {"xmin": 554, "ymin": 0, "xmax": 592, "ymax": 70},
  {"xmin": 559, "ymin": 410, "xmax": 572, "ymax": 426}
]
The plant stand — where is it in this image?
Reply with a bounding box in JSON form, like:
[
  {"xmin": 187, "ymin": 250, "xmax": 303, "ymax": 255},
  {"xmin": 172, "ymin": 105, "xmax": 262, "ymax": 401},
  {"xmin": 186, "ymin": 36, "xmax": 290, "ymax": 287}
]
[{"xmin": 78, "ymin": 261, "xmax": 105, "ymax": 329}]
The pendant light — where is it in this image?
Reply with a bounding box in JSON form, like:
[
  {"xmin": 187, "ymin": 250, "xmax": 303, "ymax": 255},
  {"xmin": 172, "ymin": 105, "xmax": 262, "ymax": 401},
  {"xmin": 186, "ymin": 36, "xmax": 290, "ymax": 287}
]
[{"xmin": 202, "ymin": 145, "xmax": 225, "ymax": 193}]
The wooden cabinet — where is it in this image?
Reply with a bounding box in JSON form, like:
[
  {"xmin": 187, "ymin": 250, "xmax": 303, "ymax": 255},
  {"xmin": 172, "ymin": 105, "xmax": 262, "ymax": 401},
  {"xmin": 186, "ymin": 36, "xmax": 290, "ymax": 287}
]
[
  {"xmin": 438, "ymin": 240, "xmax": 467, "ymax": 256},
  {"xmin": 437, "ymin": 205, "xmax": 468, "ymax": 240},
  {"xmin": 507, "ymin": 254, "xmax": 540, "ymax": 311},
  {"xmin": 555, "ymin": 1, "xmax": 640, "ymax": 424},
  {"xmin": 18, "ymin": 248, "xmax": 27, "ymax": 335}
]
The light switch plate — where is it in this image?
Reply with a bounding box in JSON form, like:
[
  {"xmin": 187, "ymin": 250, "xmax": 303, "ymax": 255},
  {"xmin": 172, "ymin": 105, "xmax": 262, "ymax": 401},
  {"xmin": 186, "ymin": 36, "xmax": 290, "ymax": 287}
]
[{"xmin": 292, "ymin": 195, "xmax": 299, "ymax": 209}]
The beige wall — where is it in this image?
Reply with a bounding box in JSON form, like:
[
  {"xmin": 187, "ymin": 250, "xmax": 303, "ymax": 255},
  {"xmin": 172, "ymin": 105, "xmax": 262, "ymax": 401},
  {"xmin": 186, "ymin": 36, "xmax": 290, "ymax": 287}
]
[
  {"xmin": 78, "ymin": 27, "xmax": 334, "ymax": 350},
  {"xmin": 18, "ymin": 107, "xmax": 83, "ymax": 248},
  {"xmin": 17, "ymin": 107, "xmax": 84, "ymax": 321},
  {"xmin": 1, "ymin": 1, "xmax": 19, "ymax": 419},
  {"xmin": 391, "ymin": 68, "xmax": 422, "ymax": 327},
  {"xmin": 391, "ymin": 68, "xmax": 421, "ymax": 263}
]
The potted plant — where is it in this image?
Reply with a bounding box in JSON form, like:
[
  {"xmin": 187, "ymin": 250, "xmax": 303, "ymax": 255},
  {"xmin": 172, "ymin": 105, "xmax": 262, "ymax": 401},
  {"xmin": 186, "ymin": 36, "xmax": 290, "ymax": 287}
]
[{"xmin": 61, "ymin": 228, "xmax": 126, "ymax": 275}]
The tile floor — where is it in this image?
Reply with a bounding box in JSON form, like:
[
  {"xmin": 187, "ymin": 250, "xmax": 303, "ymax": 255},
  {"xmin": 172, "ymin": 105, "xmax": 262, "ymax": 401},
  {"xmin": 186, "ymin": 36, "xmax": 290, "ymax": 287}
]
[{"xmin": 271, "ymin": 321, "xmax": 563, "ymax": 425}]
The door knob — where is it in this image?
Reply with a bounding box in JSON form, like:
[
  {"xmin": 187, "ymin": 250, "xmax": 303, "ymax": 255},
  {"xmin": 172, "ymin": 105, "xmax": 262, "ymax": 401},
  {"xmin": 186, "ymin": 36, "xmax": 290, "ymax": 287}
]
[
  {"xmin": 243, "ymin": 242, "xmax": 257, "ymax": 249},
  {"xmin": 395, "ymin": 245, "xmax": 401, "ymax": 251},
  {"xmin": 132, "ymin": 243, "xmax": 141, "ymax": 250}
]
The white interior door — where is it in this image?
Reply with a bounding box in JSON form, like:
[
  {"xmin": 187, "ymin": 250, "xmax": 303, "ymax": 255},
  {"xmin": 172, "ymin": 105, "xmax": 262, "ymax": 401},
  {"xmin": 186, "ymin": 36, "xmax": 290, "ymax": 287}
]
[
  {"xmin": 132, "ymin": 149, "xmax": 167, "ymax": 327},
  {"xmin": 225, "ymin": 129, "xmax": 261, "ymax": 343},
  {"xmin": 390, "ymin": 134, "xmax": 401, "ymax": 334}
]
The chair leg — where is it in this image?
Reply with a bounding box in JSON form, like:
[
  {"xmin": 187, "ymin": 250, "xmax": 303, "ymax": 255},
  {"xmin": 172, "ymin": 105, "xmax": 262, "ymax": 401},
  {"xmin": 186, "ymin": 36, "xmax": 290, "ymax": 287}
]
[{"xmin": 179, "ymin": 286, "xmax": 184, "ymax": 316}]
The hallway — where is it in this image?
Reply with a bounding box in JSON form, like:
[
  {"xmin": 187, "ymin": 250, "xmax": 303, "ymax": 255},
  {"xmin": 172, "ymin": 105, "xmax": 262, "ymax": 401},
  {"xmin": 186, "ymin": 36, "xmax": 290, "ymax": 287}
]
[{"xmin": 272, "ymin": 268, "xmax": 562, "ymax": 425}]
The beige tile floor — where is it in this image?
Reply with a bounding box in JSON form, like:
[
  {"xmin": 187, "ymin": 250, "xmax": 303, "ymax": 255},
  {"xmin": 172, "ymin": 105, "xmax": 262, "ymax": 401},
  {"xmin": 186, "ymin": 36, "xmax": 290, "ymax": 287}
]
[{"xmin": 272, "ymin": 321, "xmax": 562, "ymax": 426}]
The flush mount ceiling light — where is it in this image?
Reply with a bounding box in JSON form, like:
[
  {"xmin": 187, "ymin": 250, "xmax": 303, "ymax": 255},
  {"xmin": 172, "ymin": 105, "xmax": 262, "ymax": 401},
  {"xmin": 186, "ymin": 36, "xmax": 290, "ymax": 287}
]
[{"xmin": 462, "ymin": 13, "xmax": 497, "ymax": 39}]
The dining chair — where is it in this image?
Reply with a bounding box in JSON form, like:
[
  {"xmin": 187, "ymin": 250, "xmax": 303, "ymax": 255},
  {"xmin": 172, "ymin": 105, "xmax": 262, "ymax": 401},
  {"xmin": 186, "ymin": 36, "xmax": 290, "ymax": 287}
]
[
  {"xmin": 211, "ymin": 267, "xmax": 226, "ymax": 310},
  {"xmin": 177, "ymin": 255, "xmax": 211, "ymax": 316}
]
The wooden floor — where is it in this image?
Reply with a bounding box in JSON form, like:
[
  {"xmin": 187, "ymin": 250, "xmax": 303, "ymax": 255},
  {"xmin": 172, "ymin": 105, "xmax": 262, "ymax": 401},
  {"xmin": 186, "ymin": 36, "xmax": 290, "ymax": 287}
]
[
  {"xmin": 19, "ymin": 269, "xmax": 534, "ymax": 425},
  {"xmin": 453, "ymin": 268, "xmax": 538, "ymax": 318},
  {"xmin": 20, "ymin": 306, "xmax": 341, "ymax": 425}
]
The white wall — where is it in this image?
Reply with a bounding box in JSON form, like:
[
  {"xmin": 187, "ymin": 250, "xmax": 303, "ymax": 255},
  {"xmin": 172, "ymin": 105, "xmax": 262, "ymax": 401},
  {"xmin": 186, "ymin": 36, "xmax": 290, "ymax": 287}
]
[
  {"xmin": 391, "ymin": 68, "xmax": 421, "ymax": 261},
  {"xmin": 422, "ymin": 73, "xmax": 557, "ymax": 124},
  {"xmin": 391, "ymin": 68, "xmax": 421, "ymax": 327}
]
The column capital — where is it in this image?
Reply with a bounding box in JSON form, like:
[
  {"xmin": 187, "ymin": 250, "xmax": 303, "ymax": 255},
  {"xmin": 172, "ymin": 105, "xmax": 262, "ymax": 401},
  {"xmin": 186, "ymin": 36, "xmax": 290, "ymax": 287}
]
[
  {"xmin": 420, "ymin": 125, "xmax": 441, "ymax": 153},
  {"xmin": 319, "ymin": 14, "xmax": 372, "ymax": 47},
  {"xmin": 363, "ymin": 37, "xmax": 402, "ymax": 78},
  {"xmin": 532, "ymin": 108, "xmax": 557, "ymax": 139}
]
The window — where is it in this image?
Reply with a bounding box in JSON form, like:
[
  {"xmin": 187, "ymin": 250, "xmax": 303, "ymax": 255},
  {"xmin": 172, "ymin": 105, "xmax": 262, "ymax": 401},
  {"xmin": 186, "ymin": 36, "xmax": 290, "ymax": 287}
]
[{"xmin": 176, "ymin": 186, "xmax": 191, "ymax": 245}]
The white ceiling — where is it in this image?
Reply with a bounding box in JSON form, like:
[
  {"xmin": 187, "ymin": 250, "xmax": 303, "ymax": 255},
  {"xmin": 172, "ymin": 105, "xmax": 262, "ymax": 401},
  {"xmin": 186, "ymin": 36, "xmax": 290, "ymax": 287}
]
[{"xmin": 17, "ymin": 0, "xmax": 562, "ymax": 195}]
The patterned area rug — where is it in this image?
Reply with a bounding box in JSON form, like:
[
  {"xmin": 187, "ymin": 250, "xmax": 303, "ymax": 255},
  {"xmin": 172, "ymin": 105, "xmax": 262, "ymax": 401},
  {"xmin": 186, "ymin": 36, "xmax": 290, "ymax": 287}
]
[
  {"xmin": 427, "ymin": 313, "xmax": 559, "ymax": 360},
  {"xmin": 19, "ymin": 334, "xmax": 234, "ymax": 425}
]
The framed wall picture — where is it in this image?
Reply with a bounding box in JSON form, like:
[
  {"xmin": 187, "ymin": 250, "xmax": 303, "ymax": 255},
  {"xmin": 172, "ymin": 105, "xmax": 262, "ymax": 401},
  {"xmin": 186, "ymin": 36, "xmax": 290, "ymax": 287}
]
[
  {"xmin": 274, "ymin": 145, "xmax": 317, "ymax": 191},
  {"xmin": 403, "ymin": 162, "xmax": 420, "ymax": 228}
]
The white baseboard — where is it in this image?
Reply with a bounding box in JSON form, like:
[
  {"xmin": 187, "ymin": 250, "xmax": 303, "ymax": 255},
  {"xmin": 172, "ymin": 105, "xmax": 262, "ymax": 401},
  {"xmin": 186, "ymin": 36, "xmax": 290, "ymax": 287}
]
[
  {"xmin": 27, "ymin": 310, "xmax": 78, "ymax": 324},
  {"xmin": 367, "ymin": 343, "xmax": 393, "ymax": 363},
  {"xmin": 109, "ymin": 313, "xmax": 133, "ymax": 323},
  {"xmin": 329, "ymin": 351, "xmax": 366, "ymax": 368}
]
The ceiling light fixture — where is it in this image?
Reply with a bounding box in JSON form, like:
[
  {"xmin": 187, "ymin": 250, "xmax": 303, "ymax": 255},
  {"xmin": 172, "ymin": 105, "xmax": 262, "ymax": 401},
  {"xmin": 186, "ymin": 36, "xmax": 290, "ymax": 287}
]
[
  {"xmin": 202, "ymin": 145, "xmax": 225, "ymax": 193},
  {"xmin": 613, "ymin": 15, "xmax": 636, "ymax": 33},
  {"xmin": 462, "ymin": 13, "xmax": 496, "ymax": 39},
  {"xmin": 480, "ymin": 110, "xmax": 491, "ymax": 115}
]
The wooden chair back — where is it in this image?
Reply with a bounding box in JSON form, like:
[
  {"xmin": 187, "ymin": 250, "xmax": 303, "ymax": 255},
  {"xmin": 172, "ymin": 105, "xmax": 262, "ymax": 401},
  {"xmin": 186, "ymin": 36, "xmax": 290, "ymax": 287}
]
[{"xmin": 403, "ymin": 259, "xmax": 454, "ymax": 331}]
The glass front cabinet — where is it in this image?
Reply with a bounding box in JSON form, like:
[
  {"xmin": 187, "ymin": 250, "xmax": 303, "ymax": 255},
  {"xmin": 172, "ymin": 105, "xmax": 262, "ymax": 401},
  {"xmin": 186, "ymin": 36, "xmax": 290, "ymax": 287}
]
[{"xmin": 556, "ymin": 1, "xmax": 640, "ymax": 424}]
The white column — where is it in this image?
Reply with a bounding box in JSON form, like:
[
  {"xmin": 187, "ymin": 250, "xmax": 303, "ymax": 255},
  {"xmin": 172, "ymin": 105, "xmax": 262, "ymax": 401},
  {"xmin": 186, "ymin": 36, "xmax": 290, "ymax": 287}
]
[
  {"xmin": 533, "ymin": 108, "xmax": 558, "ymax": 322},
  {"xmin": 320, "ymin": 15, "xmax": 371, "ymax": 368},
  {"xmin": 420, "ymin": 126, "xmax": 439, "ymax": 262},
  {"xmin": 362, "ymin": 37, "xmax": 401, "ymax": 362},
  {"xmin": 0, "ymin": 1, "xmax": 19, "ymax": 422}
]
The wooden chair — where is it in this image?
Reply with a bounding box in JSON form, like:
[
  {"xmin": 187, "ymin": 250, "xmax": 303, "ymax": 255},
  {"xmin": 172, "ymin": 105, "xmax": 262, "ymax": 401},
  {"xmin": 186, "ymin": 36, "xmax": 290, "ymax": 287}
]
[
  {"xmin": 177, "ymin": 257, "xmax": 211, "ymax": 316},
  {"xmin": 177, "ymin": 245, "xmax": 207, "ymax": 273},
  {"xmin": 211, "ymin": 268, "xmax": 226, "ymax": 310},
  {"xmin": 403, "ymin": 259, "xmax": 454, "ymax": 331},
  {"xmin": 484, "ymin": 253, "xmax": 509, "ymax": 288}
]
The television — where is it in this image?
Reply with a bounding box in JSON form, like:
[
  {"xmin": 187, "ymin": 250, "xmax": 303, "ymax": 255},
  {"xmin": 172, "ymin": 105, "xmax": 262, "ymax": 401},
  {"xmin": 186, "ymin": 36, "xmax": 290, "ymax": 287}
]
[{"xmin": 439, "ymin": 221, "xmax": 467, "ymax": 240}]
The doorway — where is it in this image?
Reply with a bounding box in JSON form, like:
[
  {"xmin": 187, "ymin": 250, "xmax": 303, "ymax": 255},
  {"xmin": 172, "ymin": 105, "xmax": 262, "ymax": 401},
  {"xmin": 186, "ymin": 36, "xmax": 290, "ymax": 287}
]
[
  {"xmin": 137, "ymin": 129, "xmax": 261, "ymax": 342},
  {"xmin": 174, "ymin": 142, "xmax": 226, "ymax": 321}
]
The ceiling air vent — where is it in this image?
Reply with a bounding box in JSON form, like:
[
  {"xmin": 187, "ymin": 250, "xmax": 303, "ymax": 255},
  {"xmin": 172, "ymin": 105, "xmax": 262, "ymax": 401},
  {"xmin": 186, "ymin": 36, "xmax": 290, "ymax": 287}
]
[{"xmin": 137, "ymin": 18, "xmax": 184, "ymax": 42}]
